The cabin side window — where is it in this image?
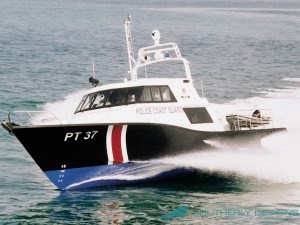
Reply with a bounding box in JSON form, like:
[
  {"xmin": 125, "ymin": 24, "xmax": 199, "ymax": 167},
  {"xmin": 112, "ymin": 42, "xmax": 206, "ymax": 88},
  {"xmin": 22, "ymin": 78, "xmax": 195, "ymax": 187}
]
[
  {"xmin": 140, "ymin": 87, "xmax": 152, "ymax": 102},
  {"xmin": 140, "ymin": 86, "xmax": 175, "ymax": 102},
  {"xmin": 150, "ymin": 87, "xmax": 162, "ymax": 102},
  {"xmin": 106, "ymin": 89, "xmax": 127, "ymax": 106},
  {"xmin": 160, "ymin": 86, "xmax": 172, "ymax": 101},
  {"xmin": 183, "ymin": 107, "xmax": 213, "ymax": 124},
  {"xmin": 127, "ymin": 87, "xmax": 143, "ymax": 104}
]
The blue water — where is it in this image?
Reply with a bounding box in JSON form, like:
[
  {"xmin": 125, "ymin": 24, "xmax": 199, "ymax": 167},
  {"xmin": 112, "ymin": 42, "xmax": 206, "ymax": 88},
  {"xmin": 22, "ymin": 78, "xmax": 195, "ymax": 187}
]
[{"xmin": 1, "ymin": 0, "xmax": 300, "ymax": 224}]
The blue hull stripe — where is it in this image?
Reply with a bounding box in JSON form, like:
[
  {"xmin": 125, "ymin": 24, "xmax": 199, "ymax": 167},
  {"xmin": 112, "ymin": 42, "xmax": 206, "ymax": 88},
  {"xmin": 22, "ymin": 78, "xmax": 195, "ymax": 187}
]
[{"xmin": 44, "ymin": 162, "xmax": 194, "ymax": 190}]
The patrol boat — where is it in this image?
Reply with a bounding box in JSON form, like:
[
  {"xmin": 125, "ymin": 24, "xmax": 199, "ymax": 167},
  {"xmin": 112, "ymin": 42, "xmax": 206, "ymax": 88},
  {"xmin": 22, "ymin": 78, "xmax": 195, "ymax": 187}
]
[{"xmin": 2, "ymin": 17, "xmax": 286, "ymax": 190}]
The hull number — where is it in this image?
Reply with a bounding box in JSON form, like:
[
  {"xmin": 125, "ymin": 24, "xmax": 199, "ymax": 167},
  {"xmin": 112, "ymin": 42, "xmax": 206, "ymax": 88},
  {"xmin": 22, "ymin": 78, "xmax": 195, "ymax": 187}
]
[{"xmin": 64, "ymin": 131, "xmax": 98, "ymax": 142}]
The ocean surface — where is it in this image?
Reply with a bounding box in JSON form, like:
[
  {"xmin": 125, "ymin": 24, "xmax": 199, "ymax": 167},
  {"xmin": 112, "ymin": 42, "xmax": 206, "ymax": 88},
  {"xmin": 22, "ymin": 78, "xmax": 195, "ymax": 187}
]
[{"xmin": 1, "ymin": 0, "xmax": 300, "ymax": 224}]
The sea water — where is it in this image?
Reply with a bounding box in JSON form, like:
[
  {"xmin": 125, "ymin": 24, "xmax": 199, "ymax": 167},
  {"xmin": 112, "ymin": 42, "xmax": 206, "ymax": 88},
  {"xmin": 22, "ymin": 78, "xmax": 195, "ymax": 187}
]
[{"xmin": 1, "ymin": 0, "xmax": 300, "ymax": 224}]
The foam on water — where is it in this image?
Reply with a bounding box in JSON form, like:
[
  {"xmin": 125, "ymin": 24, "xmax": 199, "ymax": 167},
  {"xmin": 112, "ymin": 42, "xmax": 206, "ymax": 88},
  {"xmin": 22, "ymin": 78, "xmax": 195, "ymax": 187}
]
[{"xmin": 283, "ymin": 78, "xmax": 300, "ymax": 83}]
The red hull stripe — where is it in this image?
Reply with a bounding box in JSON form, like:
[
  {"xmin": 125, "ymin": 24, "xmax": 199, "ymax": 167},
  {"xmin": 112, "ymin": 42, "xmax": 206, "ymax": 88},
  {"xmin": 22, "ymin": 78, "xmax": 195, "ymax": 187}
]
[
  {"xmin": 111, "ymin": 125, "xmax": 123, "ymax": 163},
  {"xmin": 106, "ymin": 125, "xmax": 128, "ymax": 164}
]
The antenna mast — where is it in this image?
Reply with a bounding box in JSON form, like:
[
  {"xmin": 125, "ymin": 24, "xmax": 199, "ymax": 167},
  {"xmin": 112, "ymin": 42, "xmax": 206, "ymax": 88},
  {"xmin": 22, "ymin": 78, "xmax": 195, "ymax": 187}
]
[
  {"xmin": 92, "ymin": 58, "xmax": 96, "ymax": 78},
  {"xmin": 88, "ymin": 58, "xmax": 100, "ymax": 87},
  {"xmin": 124, "ymin": 15, "xmax": 136, "ymax": 81}
]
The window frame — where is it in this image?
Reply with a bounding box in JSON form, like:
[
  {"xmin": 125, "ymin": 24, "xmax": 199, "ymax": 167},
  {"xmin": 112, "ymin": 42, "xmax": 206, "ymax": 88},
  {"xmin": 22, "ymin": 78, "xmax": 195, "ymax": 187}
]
[
  {"xmin": 150, "ymin": 86, "xmax": 162, "ymax": 102},
  {"xmin": 183, "ymin": 107, "xmax": 214, "ymax": 124}
]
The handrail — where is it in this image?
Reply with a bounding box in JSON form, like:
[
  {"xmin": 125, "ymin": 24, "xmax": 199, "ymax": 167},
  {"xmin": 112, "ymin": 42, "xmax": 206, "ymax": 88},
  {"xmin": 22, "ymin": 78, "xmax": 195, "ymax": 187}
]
[
  {"xmin": 227, "ymin": 109, "xmax": 273, "ymax": 131},
  {"xmin": 8, "ymin": 111, "xmax": 62, "ymax": 125}
]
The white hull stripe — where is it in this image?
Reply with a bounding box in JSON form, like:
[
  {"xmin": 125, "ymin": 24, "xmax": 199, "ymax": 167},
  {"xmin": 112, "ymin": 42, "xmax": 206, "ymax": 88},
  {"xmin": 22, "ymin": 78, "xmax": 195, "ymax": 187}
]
[{"xmin": 106, "ymin": 125, "xmax": 128, "ymax": 164}]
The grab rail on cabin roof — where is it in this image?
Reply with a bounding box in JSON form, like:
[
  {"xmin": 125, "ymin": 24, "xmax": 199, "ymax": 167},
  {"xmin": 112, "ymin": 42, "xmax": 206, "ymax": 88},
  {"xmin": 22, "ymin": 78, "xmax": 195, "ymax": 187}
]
[{"xmin": 8, "ymin": 111, "xmax": 62, "ymax": 125}]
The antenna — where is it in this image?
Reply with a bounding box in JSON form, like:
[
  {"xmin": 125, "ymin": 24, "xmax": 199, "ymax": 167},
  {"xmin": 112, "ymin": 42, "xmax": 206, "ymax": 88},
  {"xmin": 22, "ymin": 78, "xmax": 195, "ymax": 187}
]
[
  {"xmin": 89, "ymin": 59, "xmax": 101, "ymax": 87},
  {"xmin": 124, "ymin": 15, "xmax": 137, "ymax": 81},
  {"xmin": 92, "ymin": 58, "xmax": 96, "ymax": 79}
]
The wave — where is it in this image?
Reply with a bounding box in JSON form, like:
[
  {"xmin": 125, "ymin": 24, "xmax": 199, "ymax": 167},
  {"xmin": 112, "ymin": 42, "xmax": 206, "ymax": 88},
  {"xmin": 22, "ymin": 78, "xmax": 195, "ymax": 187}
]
[{"xmin": 282, "ymin": 78, "xmax": 300, "ymax": 83}]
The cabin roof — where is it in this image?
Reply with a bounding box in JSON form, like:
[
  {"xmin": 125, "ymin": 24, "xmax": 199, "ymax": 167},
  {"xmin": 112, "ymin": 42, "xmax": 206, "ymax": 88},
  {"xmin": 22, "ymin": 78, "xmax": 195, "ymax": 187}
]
[{"xmin": 84, "ymin": 77, "xmax": 191, "ymax": 95}]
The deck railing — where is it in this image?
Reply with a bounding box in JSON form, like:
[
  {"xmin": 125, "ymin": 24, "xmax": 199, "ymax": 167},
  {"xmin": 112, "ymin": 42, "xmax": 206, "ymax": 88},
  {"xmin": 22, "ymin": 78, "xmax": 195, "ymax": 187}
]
[{"xmin": 227, "ymin": 109, "xmax": 274, "ymax": 131}]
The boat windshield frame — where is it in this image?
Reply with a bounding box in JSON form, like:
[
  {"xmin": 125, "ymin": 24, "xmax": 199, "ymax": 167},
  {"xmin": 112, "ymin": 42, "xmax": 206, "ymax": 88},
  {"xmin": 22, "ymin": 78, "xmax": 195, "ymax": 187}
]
[{"xmin": 75, "ymin": 85, "xmax": 177, "ymax": 113}]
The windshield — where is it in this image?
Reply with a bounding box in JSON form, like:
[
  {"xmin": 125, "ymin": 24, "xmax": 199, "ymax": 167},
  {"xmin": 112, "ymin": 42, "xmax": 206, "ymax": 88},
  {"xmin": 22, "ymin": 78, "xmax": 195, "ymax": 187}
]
[{"xmin": 75, "ymin": 85, "xmax": 176, "ymax": 113}]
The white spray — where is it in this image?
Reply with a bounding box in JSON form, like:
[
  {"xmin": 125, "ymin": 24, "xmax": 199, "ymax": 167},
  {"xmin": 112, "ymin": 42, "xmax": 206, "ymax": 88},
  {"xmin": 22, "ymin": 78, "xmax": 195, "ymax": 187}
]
[{"xmin": 40, "ymin": 89, "xmax": 88, "ymax": 124}]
